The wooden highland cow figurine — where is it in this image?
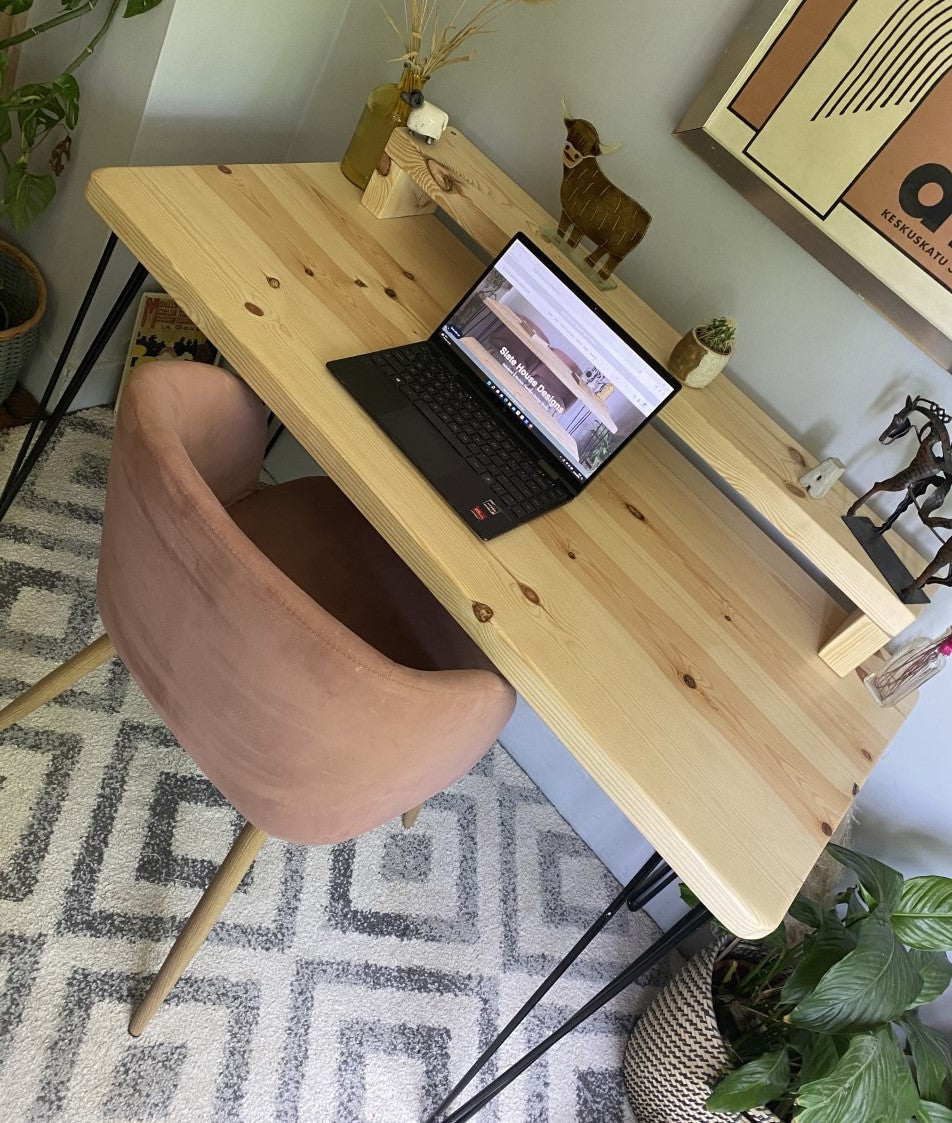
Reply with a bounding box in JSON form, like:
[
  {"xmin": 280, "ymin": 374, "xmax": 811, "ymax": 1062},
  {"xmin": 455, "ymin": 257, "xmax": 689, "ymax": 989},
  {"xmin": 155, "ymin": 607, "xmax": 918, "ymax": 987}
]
[{"xmin": 556, "ymin": 101, "xmax": 651, "ymax": 283}]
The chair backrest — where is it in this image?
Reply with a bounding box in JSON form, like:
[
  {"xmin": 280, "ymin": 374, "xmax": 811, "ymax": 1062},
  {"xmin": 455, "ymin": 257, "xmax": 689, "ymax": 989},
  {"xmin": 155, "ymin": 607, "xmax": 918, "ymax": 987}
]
[{"xmin": 98, "ymin": 362, "xmax": 515, "ymax": 844}]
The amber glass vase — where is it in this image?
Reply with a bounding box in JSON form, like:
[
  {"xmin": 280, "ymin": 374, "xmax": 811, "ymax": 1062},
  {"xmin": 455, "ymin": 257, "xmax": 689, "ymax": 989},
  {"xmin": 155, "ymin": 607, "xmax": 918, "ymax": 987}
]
[{"xmin": 340, "ymin": 67, "xmax": 427, "ymax": 190}]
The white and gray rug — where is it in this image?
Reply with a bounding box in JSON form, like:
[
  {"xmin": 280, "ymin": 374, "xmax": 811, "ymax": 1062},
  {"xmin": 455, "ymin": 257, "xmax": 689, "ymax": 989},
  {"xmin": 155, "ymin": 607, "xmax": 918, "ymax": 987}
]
[{"xmin": 0, "ymin": 408, "xmax": 659, "ymax": 1122}]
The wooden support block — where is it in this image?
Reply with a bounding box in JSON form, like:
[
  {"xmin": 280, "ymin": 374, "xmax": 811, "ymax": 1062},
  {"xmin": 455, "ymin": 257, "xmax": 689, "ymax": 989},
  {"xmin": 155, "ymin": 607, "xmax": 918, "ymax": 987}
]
[
  {"xmin": 368, "ymin": 126, "xmax": 544, "ymax": 261},
  {"xmin": 361, "ymin": 151, "xmax": 436, "ymax": 219},
  {"xmin": 819, "ymin": 610, "xmax": 891, "ymax": 678}
]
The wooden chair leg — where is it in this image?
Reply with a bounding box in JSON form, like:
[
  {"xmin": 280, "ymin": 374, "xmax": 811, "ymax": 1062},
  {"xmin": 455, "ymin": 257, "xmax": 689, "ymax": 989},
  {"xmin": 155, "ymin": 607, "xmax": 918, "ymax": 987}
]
[
  {"xmin": 0, "ymin": 633, "xmax": 116, "ymax": 733},
  {"xmin": 402, "ymin": 804, "xmax": 422, "ymax": 830},
  {"xmin": 128, "ymin": 822, "xmax": 269, "ymax": 1037}
]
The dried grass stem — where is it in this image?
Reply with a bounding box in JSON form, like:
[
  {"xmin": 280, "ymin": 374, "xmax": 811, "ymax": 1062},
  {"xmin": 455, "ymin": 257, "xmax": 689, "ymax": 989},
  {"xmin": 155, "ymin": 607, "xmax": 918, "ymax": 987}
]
[{"xmin": 380, "ymin": 0, "xmax": 549, "ymax": 82}]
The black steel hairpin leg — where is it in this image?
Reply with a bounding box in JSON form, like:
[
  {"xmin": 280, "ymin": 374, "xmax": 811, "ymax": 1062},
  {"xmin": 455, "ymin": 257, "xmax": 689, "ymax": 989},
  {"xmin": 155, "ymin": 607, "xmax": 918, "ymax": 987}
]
[
  {"xmin": 433, "ymin": 904, "xmax": 711, "ymax": 1123},
  {"xmin": 424, "ymin": 852, "xmax": 682, "ymax": 1123},
  {"xmin": 0, "ymin": 249, "xmax": 147, "ymax": 523},
  {"xmin": 264, "ymin": 422, "xmax": 285, "ymax": 458}
]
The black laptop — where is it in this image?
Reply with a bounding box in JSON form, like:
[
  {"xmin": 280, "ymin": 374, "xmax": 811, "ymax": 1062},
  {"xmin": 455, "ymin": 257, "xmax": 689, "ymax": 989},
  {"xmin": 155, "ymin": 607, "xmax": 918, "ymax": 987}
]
[{"xmin": 326, "ymin": 233, "xmax": 680, "ymax": 540}]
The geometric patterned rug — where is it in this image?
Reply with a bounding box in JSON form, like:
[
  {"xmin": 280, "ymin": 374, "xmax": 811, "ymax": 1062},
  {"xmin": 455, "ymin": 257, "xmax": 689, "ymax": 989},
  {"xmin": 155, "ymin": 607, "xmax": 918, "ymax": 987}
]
[{"xmin": 0, "ymin": 409, "xmax": 660, "ymax": 1122}]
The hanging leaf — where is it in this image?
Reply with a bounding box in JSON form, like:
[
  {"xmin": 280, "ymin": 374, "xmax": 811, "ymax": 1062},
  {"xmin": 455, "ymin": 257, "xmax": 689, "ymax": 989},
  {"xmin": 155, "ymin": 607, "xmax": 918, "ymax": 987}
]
[
  {"xmin": 123, "ymin": 0, "xmax": 165, "ymax": 16},
  {"xmin": 788, "ymin": 896, "xmax": 828, "ymax": 929},
  {"xmin": 0, "ymin": 1, "xmax": 35, "ymax": 14},
  {"xmin": 780, "ymin": 915, "xmax": 857, "ymax": 1006},
  {"xmin": 4, "ymin": 164, "xmax": 55, "ymax": 230},
  {"xmin": 918, "ymin": 1102, "xmax": 952, "ymax": 1123},
  {"xmin": 909, "ymin": 950, "xmax": 952, "ymax": 1009},
  {"xmin": 903, "ymin": 1015, "xmax": 952, "ymax": 1106},
  {"xmin": 790, "ymin": 915, "xmax": 922, "ymax": 1032},
  {"xmin": 795, "ymin": 1029, "xmax": 919, "ymax": 1123},
  {"xmin": 827, "ymin": 844, "xmax": 903, "ymax": 912},
  {"xmin": 893, "ymin": 878, "xmax": 952, "ymax": 951},
  {"xmin": 52, "ymin": 74, "xmax": 80, "ymax": 129},
  {"xmin": 705, "ymin": 1049, "xmax": 790, "ymax": 1113},
  {"xmin": 793, "ymin": 1032, "xmax": 841, "ymax": 1088}
]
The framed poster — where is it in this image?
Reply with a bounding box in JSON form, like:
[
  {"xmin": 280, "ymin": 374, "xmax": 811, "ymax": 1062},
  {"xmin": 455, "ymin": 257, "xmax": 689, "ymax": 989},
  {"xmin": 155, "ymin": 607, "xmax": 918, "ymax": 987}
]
[
  {"xmin": 677, "ymin": 0, "xmax": 952, "ymax": 370},
  {"xmin": 117, "ymin": 293, "xmax": 220, "ymax": 405}
]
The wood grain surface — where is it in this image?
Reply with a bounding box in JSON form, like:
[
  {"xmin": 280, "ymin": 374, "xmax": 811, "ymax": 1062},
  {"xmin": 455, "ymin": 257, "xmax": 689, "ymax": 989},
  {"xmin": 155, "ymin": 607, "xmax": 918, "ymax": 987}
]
[
  {"xmin": 368, "ymin": 127, "xmax": 925, "ymax": 658},
  {"xmin": 86, "ymin": 159, "xmax": 912, "ymax": 937}
]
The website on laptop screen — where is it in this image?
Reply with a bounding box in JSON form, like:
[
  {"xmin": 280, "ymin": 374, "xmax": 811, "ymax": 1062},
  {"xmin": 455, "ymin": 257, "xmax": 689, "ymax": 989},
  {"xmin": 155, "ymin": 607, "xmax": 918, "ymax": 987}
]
[{"xmin": 438, "ymin": 238, "xmax": 676, "ymax": 481}]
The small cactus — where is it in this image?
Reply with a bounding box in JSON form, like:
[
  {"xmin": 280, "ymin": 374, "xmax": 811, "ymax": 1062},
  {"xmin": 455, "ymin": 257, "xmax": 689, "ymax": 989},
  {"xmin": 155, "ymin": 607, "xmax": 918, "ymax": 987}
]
[{"xmin": 695, "ymin": 316, "xmax": 735, "ymax": 356}]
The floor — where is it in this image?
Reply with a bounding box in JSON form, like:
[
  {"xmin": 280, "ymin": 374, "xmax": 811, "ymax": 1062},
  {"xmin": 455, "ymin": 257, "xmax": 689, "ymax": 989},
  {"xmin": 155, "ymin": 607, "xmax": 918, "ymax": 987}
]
[{"xmin": 0, "ymin": 407, "xmax": 659, "ymax": 1122}]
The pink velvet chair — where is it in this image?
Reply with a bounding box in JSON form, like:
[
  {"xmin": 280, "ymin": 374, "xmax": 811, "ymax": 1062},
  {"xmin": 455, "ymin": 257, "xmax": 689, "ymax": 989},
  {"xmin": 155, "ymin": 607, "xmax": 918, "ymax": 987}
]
[{"xmin": 0, "ymin": 361, "xmax": 515, "ymax": 1036}]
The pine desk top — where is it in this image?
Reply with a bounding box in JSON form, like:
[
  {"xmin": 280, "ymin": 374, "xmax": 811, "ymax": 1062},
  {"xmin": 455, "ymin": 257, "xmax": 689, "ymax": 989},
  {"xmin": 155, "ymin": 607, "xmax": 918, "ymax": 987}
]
[{"xmin": 86, "ymin": 160, "xmax": 913, "ymax": 938}]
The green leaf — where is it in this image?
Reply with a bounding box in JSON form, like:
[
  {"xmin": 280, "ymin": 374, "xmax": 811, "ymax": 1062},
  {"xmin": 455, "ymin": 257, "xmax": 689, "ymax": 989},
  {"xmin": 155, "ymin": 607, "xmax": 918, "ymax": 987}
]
[
  {"xmin": 3, "ymin": 164, "xmax": 55, "ymax": 231},
  {"xmin": 903, "ymin": 1015, "xmax": 952, "ymax": 1105},
  {"xmin": 780, "ymin": 915, "xmax": 857, "ymax": 1006},
  {"xmin": 789, "ymin": 896, "xmax": 828, "ymax": 929},
  {"xmin": 827, "ymin": 844, "xmax": 904, "ymax": 912},
  {"xmin": 909, "ymin": 950, "xmax": 952, "ymax": 1008},
  {"xmin": 0, "ymin": 108, "xmax": 11, "ymax": 148},
  {"xmin": 790, "ymin": 915, "xmax": 922, "ymax": 1032},
  {"xmin": 52, "ymin": 74, "xmax": 79, "ymax": 129},
  {"xmin": 894, "ymin": 878, "xmax": 952, "ymax": 951},
  {"xmin": 123, "ymin": 0, "xmax": 165, "ymax": 16},
  {"xmin": 794, "ymin": 1032, "xmax": 841, "ymax": 1087},
  {"xmin": 0, "ymin": 1, "xmax": 34, "ymax": 14},
  {"xmin": 918, "ymin": 1102, "xmax": 952, "ymax": 1123},
  {"xmin": 705, "ymin": 1048, "xmax": 790, "ymax": 1113},
  {"xmin": 795, "ymin": 1029, "xmax": 919, "ymax": 1123},
  {"xmin": 678, "ymin": 883, "xmax": 701, "ymax": 909}
]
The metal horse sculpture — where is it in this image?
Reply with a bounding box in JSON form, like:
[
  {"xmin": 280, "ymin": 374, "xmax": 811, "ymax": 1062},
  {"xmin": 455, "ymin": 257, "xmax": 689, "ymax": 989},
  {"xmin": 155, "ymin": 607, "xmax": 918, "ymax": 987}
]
[
  {"xmin": 846, "ymin": 395, "xmax": 952, "ymax": 595},
  {"xmin": 847, "ymin": 395, "xmax": 952, "ymax": 534}
]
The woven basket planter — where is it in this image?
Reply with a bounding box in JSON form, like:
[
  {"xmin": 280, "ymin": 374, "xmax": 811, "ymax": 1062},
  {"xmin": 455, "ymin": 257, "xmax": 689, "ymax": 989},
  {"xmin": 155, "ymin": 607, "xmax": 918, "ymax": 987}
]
[
  {"xmin": 0, "ymin": 241, "xmax": 46, "ymax": 405},
  {"xmin": 624, "ymin": 939, "xmax": 782, "ymax": 1123}
]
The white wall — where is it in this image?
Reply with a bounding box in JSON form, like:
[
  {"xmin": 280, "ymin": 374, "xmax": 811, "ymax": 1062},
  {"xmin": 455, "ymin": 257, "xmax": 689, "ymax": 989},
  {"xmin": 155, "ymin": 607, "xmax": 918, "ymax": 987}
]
[
  {"xmin": 130, "ymin": 0, "xmax": 348, "ymax": 168},
  {"xmin": 13, "ymin": 0, "xmax": 350, "ymax": 409},
  {"xmin": 289, "ymin": 0, "xmax": 952, "ymax": 1029},
  {"xmin": 11, "ymin": 0, "xmax": 175, "ymax": 405}
]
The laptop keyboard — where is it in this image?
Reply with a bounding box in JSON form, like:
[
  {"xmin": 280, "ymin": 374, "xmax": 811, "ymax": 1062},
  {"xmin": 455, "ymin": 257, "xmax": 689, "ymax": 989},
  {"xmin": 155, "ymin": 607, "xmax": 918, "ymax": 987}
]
[{"xmin": 370, "ymin": 345, "xmax": 571, "ymax": 520}]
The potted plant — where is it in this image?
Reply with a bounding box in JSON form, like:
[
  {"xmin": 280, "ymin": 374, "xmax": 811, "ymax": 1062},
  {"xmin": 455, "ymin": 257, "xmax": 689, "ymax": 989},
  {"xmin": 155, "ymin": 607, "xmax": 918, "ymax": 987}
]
[
  {"xmin": 624, "ymin": 845, "xmax": 952, "ymax": 1123},
  {"xmin": 668, "ymin": 315, "xmax": 736, "ymax": 388}
]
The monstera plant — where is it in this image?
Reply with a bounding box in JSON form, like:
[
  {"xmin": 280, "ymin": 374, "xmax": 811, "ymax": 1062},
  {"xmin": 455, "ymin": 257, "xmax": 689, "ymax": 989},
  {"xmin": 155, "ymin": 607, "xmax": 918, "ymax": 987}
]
[
  {"xmin": 698, "ymin": 846, "xmax": 952, "ymax": 1122},
  {"xmin": 0, "ymin": 0, "xmax": 167, "ymax": 230}
]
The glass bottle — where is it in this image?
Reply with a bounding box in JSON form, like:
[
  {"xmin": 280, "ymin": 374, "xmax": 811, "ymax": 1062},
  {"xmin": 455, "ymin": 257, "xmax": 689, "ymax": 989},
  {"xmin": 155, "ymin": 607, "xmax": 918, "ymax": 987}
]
[
  {"xmin": 340, "ymin": 67, "xmax": 426, "ymax": 190},
  {"xmin": 864, "ymin": 631, "xmax": 952, "ymax": 706}
]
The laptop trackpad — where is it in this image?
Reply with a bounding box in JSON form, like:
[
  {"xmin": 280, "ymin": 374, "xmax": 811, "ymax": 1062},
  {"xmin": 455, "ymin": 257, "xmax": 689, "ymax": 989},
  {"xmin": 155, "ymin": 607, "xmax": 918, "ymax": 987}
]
[{"xmin": 379, "ymin": 408, "xmax": 460, "ymax": 480}]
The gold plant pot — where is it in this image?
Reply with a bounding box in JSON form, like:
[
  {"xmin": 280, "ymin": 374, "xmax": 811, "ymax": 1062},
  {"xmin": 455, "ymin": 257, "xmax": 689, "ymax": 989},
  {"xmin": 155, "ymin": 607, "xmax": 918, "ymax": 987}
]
[{"xmin": 340, "ymin": 67, "xmax": 427, "ymax": 191}]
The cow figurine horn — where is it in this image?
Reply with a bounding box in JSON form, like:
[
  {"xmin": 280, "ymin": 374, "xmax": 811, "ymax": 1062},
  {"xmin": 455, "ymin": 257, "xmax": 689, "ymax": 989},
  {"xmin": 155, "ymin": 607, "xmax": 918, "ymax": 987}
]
[
  {"xmin": 561, "ymin": 97, "xmax": 573, "ymax": 120},
  {"xmin": 598, "ymin": 141, "xmax": 622, "ymax": 156}
]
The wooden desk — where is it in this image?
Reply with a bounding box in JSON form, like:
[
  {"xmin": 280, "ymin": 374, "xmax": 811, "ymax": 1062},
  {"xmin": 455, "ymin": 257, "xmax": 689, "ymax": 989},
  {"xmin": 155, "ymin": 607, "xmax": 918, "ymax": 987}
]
[
  {"xmin": 367, "ymin": 128, "xmax": 928, "ymax": 678},
  {"xmin": 86, "ymin": 159, "xmax": 913, "ymax": 939}
]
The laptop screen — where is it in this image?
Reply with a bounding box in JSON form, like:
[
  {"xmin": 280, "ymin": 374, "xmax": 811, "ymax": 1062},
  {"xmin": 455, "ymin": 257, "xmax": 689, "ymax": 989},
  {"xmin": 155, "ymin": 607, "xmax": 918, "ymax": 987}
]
[{"xmin": 436, "ymin": 235, "xmax": 679, "ymax": 482}]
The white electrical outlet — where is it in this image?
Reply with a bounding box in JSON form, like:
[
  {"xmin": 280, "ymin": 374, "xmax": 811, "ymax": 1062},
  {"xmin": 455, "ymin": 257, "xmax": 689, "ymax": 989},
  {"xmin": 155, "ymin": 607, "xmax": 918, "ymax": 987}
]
[{"xmin": 799, "ymin": 457, "xmax": 846, "ymax": 500}]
